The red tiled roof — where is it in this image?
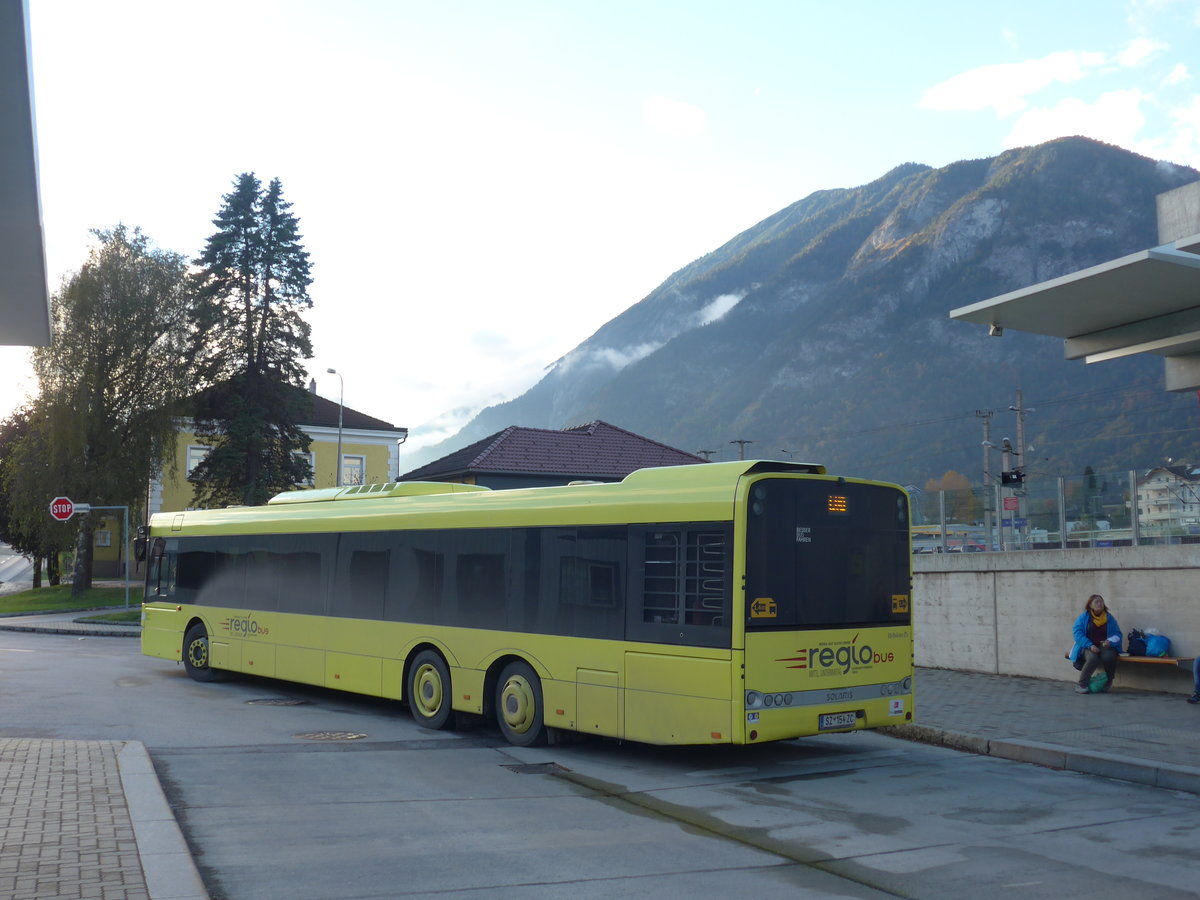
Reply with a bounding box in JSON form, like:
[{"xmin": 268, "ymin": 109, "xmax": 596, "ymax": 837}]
[
  {"xmin": 401, "ymin": 421, "xmax": 707, "ymax": 480},
  {"xmin": 302, "ymin": 391, "xmax": 405, "ymax": 433},
  {"xmin": 187, "ymin": 384, "xmax": 405, "ymax": 434}
]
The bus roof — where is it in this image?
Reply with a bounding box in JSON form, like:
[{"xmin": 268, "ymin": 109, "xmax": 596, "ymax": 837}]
[{"xmin": 151, "ymin": 460, "xmax": 870, "ymax": 537}]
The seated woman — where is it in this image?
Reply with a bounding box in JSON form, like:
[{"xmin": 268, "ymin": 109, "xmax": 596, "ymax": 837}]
[
  {"xmin": 1069, "ymin": 594, "xmax": 1122, "ymax": 694},
  {"xmin": 1189, "ymin": 657, "xmax": 1199, "ymax": 705}
]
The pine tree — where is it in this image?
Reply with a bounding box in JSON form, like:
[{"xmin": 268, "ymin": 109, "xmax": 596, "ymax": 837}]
[{"xmin": 189, "ymin": 174, "xmax": 315, "ymax": 507}]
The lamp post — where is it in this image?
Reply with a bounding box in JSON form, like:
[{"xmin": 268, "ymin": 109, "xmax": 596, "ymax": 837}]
[{"xmin": 327, "ymin": 368, "xmax": 344, "ymax": 486}]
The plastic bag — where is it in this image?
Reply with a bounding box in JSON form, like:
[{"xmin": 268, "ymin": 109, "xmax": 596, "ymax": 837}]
[
  {"xmin": 1088, "ymin": 671, "xmax": 1109, "ymax": 692},
  {"xmin": 1145, "ymin": 634, "xmax": 1170, "ymax": 657}
]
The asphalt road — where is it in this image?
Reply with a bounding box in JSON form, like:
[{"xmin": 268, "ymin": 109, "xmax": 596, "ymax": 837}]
[{"xmin": 3, "ymin": 631, "xmax": 1198, "ymax": 899}]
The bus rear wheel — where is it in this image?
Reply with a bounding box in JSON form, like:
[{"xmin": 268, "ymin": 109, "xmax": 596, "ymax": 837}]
[
  {"xmin": 182, "ymin": 624, "xmax": 220, "ymax": 682},
  {"xmin": 408, "ymin": 650, "xmax": 453, "ymax": 730},
  {"xmin": 496, "ymin": 660, "xmax": 546, "ymax": 747}
]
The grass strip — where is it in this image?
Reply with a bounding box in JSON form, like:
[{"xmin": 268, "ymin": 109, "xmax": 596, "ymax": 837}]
[{"xmin": 0, "ymin": 584, "xmax": 132, "ymax": 614}]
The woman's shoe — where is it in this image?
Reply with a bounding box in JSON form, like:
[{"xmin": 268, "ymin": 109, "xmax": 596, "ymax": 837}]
[
  {"xmin": 1187, "ymin": 693, "xmax": 1200, "ymax": 704},
  {"xmin": 1074, "ymin": 685, "xmax": 1089, "ymax": 694}
]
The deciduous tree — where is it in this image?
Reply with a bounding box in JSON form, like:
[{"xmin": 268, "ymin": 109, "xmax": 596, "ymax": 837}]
[
  {"xmin": 0, "ymin": 407, "xmax": 65, "ymax": 587},
  {"xmin": 923, "ymin": 469, "xmax": 982, "ymax": 523},
  {"xmin": 29, "ymin": 225, "xmax": 194, "ymax": 593}
]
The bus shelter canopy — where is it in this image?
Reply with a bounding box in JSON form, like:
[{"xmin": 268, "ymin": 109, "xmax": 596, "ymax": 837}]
[
  {"xmin": 0, "ymin": 0, "xmax": 51, "ymax": 347},
  {"xmin": 949, "ymin": 233, "xmax": 1200, "ymax": 390}
]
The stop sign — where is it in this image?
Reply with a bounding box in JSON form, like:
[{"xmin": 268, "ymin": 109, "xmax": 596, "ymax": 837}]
[{"xmin": 49, "ymin": 496, "xmax": 75, "ymax": 521}]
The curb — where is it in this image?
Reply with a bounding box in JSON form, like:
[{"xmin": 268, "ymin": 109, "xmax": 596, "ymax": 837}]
[
  {"xmin": 118, "ymin": 742, "xmax": 210, "ymax": 900},
  {"xmin": 884, "ymin": 723, "xmax": 1200, "ymax": 797},
  {"xmin": 0, "ymin": 622, "xmax": 140, "ymax": 637},
  {"xmin": 0, "ymin": 605, "xmax": 135, "ymax": 619}
]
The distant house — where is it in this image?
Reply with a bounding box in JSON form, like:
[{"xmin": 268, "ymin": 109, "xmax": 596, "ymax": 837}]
[
  {"xmin": 1135, "ymin": 465, "xmax": 1200, "ymax": 529},
  {"xmin": 399, "ymin": 421, "xmax": 708, "ymax": 489},
  {"xmin": 149, "ymin": 387, "xmax": 409, "ymax": 515},
  {"xmin": 90, "ymin": 387, "xmax": 407, "ymax": 577}
]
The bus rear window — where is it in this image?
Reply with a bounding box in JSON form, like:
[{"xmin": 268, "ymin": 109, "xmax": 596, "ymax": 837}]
[{"xmin": 744, "ymin": 479, "xmax": 909, "ymax": 629}]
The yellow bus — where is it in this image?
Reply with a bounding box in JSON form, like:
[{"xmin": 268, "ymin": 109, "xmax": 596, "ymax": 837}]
[{"xmin": 140, "ymin": 460, "xmax": 913, "ymax": 746}]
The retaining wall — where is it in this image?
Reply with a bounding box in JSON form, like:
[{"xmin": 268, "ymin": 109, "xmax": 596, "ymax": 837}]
[{"xmin": 913, "ymin": 546, "xmax": 1199, "ymax": 694}]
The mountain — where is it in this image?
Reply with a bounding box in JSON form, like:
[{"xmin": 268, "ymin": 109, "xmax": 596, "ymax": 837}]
[{"xmin": 413, "ymin": 137, "xmax": 1200, "ymax": 488}]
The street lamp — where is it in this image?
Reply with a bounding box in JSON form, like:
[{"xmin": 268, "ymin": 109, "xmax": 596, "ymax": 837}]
[{"xmin": 327, "ymin": 368, "xmax": 344, "ymax": 487}]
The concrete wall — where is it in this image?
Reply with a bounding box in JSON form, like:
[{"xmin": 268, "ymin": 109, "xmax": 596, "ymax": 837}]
[
  {"xmin": 1157, "ymin": 180, "xmax": 1200, "ymax": 243},
  {"xmin": 914, "ymin": 546, "xmax": 1199, "ymax": 693}
]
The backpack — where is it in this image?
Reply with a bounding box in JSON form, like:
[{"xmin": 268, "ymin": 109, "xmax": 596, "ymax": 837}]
[{"xmin": 1126, "ymin": 629, "xmax": 1147, "ymax": 656}]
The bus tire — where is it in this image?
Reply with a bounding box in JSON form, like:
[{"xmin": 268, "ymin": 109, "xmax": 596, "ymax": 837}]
[
  {"xmin": 496, "ymin": 660, "xmax": 547, "ymax": 747},
  {"xmin": 182, "ymin": 623, "xmax": 220, "ymax": 682},
  {"xmin": 408, "ymin": 650, "xmax": 453, "ymax": 730}
]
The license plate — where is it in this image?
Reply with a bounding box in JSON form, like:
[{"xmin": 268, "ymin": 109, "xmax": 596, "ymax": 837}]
[{"xmin": 819, "ymin": 711, "xmax": 857, "ymax": 730}]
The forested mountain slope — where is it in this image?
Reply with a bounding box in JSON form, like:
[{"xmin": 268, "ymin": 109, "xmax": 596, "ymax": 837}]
[{"xmin": 416, "ymin": 138, "xmax": 1199, "ymax": 487}]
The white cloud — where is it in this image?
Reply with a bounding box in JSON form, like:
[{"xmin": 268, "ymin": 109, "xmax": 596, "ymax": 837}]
[
  {"xmin": 920, "ymin": 50, "xmax": 1106, "ymax": 117},
  {"xmin": 693, "ymin": 292, "xmax": 745, "ymax": 326},
  {"xmin": 1164, "ymin": 63, "xmax": 1190, "ymax": 86},
  {"xmin": 642, "ymin": 95, "xmax": 707, "ymax": 137},
  {"xmin": 1116, "ymin": 37, "xmax": 1167, "ymax": 67},
  {"xmin": 558, "ymin": 342, "xmax": 665, "ymax": 376},
  {"xmin": 1138, "ymin": 94, "xmax": 1200, "ymax": 168},
  {"xmin": 552, "ymin": 289, "xmax": 746, "ymax": 378},
  {"xmin": 1003, "ymin": 89, "xmax": 1149, "ymax": 149}
]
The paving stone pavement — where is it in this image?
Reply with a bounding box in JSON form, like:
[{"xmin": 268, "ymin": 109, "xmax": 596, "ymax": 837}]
[
  {"xmin": 1, "ymin": 740, "xmax": 147, "ymax": 900},
  {"xmin": 0, "ymin": 738, "xmax": 208, "ymax": 900},
  {"xmin": 888, "ymin": 665, "xmax": 1200, "ymax": 793}
]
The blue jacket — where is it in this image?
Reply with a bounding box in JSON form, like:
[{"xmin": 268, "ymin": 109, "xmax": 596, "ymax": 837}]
[{"xmin": 1069, "ymin": 610, "xmax": 1122, "ymax": 663}]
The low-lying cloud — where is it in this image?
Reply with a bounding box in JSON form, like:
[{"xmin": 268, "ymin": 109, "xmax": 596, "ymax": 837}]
[
  {"xmin": 554, "ymin": 290, "xmax": 747, "ymax": 377},
  {"xmin": 693, "ymin": 291, "xmax": 745, "ymax": 327}
]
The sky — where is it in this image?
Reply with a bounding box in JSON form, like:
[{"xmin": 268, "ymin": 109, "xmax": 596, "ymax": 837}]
[{"xmin": 6, "ymin": 0, "xmax": 1200, "ymax": 469}]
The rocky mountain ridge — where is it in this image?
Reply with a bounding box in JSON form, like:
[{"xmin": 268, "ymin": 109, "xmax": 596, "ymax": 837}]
[{"xmin": 413, "ymin": 137, "xmax": 1200, "ymax": 487}]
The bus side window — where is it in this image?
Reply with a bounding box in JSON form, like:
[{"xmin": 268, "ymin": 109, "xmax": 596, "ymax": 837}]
[
  {"xmin": 148, "ymin": 538, "xmax": 177, "ymax": 599},
  {"xmin": 642, "ymin": 532, "xmax": 681, "ymax": 624},
  {"xmin": 628, "ymin": 525, "xmax": 731, "ymax": 648}
]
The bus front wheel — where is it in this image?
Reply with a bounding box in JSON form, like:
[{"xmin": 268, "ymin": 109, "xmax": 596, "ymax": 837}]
[
  {"xmin": 182, "ymin": 624, "xmax": 220, "ymax": 682},
  {"xmin": 496, "ymin": 660, "xmax": 546, "ymax": 747},
  {"xmin": 408, "ymin": 650, "xmax": 453, "ymax": 730}
]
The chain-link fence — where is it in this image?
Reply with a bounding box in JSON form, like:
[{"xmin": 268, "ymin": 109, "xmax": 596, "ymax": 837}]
[{"xmin": 909, "ymin": 468, "xmax": 1200, "ymax": 552}]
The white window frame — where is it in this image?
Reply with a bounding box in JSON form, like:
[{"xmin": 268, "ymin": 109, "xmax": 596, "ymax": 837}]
[
  {"xmin": 186, "ymin": 445, "xmax": 210, "ymax": 477},
  {"xmin": 342, "ymin": 454, "xmax": 366, "ymax": 486}
]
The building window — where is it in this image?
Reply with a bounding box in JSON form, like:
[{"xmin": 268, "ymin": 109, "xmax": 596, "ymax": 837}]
[
  {"xmin": 342, "ymin": 455, "xmax": 365, "ymax": 486},
  {"xmin": 186, "ymin": 445, "xmax": 210, "ymax": 477},
  {"xmin": 95, "ymin": 530, "xmax": 112, "ymax": 548}
]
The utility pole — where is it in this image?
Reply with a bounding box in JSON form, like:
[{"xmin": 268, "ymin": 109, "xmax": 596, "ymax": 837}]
[
  {"xmin": 695, "ymin": 449, "xmax": 717, "ymax": 461},
  {"xmin": 730, "ymin": 440, "xmax": 753, "ymax": 460},
  {"xmin": 976, "ymin": 409, "xmax": 994, "ymax": 547},
  {"xmin": 1009, "ymin": 389, "xmax": 1033, "ymax": 473},
  {"xmin": 1008, "ymin": 389, "xmax": 1034, "ymax": 549}
]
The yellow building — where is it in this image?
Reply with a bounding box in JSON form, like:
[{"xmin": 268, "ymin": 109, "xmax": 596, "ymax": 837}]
[{"xmin": 92, "ymin": 387, "xmax": 406, "ymax": 576}]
